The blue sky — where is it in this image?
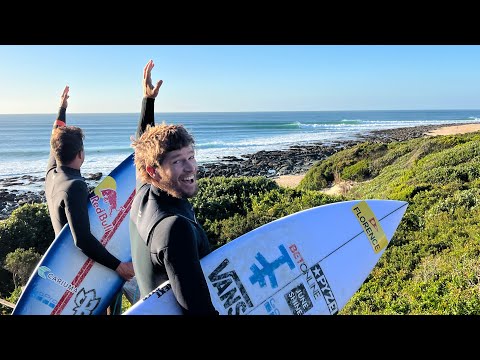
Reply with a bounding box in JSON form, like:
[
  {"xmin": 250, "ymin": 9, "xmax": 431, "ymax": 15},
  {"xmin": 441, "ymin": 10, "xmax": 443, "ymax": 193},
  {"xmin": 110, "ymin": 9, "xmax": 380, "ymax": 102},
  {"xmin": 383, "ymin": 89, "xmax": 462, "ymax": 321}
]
[{"xmin": 1, "ymin": 45, "xmax": 480, "ymax": 114}]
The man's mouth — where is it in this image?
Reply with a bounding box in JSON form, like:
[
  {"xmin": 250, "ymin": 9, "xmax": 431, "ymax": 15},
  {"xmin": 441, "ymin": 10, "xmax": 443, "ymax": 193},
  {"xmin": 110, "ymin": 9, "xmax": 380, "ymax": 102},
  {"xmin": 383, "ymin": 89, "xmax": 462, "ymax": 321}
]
[{"xmin": 181, "ymin": 175, "xmax": 195, "ymax": 184}]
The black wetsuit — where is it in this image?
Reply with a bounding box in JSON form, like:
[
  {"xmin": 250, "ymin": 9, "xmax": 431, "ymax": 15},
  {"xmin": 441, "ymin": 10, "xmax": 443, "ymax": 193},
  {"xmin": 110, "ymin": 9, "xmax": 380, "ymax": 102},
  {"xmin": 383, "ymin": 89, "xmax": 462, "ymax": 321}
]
[
  {"xmin": 129, "ymin": 98, "xmax": 218, "ymax": 315},
  {"xmin": 45, "ymin": 107, "xmax": 121, "ymax": 271}
]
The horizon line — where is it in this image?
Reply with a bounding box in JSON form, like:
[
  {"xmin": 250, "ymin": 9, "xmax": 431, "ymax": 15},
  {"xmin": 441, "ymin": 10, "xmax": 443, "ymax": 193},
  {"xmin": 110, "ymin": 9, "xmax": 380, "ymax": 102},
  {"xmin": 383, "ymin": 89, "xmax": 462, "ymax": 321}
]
[{"xmin": 2, "ymin": 108, "xmax": 480, "ymax": 116}]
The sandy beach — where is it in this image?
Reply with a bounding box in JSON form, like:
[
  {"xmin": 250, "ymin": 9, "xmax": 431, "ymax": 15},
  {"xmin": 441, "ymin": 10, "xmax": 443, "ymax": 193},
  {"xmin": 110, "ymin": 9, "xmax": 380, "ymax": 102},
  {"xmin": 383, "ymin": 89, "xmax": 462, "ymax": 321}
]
[
  {"xmin": 274, "ymin": 123, "xmax": 480, "ymax": 189},
  {"xmin": 424, "ymin": 123, "xmax": 480, "ymax": 136}
]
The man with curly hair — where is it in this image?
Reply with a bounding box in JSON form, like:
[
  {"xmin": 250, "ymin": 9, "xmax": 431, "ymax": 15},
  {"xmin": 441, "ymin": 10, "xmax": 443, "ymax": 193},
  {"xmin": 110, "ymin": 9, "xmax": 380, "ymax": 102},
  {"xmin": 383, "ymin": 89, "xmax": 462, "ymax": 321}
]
[{"xmin": 129, "ymin": 60, "xmax": 218, "ymax": 315}]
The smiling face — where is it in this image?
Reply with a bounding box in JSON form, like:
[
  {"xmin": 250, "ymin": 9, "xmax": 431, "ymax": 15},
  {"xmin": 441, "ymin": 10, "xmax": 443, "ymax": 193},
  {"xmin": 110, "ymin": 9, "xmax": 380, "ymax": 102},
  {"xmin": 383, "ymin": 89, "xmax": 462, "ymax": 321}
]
[{"xmin": 151, "ymin": 145, "xmax": 198, "ymax": 199}]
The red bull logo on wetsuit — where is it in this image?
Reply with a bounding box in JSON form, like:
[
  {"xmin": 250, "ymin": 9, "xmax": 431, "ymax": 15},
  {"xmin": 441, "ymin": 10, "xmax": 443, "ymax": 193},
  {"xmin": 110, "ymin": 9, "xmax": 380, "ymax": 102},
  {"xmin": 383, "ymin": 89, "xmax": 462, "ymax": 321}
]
[{"xmin": 89, "ymin": 176, "xmax": 118, "ymax": 234}]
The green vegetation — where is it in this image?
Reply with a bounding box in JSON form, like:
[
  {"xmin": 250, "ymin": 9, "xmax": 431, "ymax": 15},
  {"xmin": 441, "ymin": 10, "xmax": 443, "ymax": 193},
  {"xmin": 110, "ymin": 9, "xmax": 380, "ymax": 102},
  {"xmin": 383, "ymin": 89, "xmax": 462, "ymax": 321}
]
[
  {"xmin": 300, "ymin": 132, "xmax": 480, "ymax": 314},
  {"xmin": 2, "ymin": 131, "xmax": 480, "ymax": 315},
  {"xmin": 4, "ymin": 248, "xmax": 42, "ymax": 288}
]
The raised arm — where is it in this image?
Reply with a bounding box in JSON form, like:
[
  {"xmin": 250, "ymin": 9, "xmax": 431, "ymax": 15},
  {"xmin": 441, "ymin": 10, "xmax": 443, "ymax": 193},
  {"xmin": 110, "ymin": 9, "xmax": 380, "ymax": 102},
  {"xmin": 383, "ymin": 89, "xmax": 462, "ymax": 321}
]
[
  {"xmin": 136, "ymin": 59, "xmax": 163, "ymax": 138},
  {"xmin": 47, "ymin": 85, "xmax": 70, "ymax": 171}
]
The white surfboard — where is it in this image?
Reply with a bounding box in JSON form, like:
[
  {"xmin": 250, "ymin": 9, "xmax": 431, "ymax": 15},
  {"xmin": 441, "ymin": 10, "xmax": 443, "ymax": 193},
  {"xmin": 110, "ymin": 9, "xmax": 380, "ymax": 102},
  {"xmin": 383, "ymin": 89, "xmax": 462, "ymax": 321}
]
[
  {"xmin": 12, "ymin": 153, "xmax": 136, "ymax": 315},
  {"xmin": 124, "ymin": 199, "xmax": 408, "ymax": 315}
]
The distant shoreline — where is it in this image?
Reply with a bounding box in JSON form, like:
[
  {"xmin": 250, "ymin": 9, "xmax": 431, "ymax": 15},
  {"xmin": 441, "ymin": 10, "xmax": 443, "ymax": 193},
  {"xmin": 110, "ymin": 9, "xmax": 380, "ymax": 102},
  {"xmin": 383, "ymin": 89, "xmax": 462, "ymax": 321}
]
[{"xmin": 274, "ymin": 123, "xmax": 480, "ymax": 189}]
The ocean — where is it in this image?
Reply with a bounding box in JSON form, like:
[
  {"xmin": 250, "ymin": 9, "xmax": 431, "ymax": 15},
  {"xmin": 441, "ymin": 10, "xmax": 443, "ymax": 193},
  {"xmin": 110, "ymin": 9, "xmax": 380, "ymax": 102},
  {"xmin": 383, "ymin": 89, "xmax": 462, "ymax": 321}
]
[{"xmin": 1, "ymin": 109, "xmax": 479, "ymax": 192}]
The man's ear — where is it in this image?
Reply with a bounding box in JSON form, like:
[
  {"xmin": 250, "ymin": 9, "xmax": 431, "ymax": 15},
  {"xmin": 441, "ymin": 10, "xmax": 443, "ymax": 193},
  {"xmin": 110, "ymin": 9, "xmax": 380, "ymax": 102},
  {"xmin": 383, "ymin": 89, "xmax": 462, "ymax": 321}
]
[{"xmin": 146, "ymin": 165, "xmax": 157, "ymax": 179}]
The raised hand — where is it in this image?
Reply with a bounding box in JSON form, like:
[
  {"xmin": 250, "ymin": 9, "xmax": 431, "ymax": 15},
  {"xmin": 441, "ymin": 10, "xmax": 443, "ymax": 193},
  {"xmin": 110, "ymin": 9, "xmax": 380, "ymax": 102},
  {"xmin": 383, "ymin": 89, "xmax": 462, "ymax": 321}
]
[
  {"xmin": 143, "ymin": 59, "xmax": 163, "ymax": 99},
  {"xmin": 60, "ymin": 85, "xmax": 69, "ymax": 109}
]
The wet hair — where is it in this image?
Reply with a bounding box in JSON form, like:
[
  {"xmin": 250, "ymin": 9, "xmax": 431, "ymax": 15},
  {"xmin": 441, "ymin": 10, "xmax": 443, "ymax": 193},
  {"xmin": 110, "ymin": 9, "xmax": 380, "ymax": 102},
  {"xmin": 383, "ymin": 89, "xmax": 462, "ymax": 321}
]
[
  {"xmin": 131, "ymin": 123, "xmax": 195, "ymax": 183},
  {"xmin": 50, "ymin": 126, "xmax": 85, "ymax": 164}
]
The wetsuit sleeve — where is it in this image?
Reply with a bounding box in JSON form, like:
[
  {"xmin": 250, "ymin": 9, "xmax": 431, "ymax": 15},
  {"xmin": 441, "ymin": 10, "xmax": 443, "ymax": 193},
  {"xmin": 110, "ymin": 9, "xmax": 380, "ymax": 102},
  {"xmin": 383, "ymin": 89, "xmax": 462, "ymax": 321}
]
[
  {"xmin": 65, "ymin": 180, "xmax": 121, "ymax": 271},
  {"xmin": 136, "ymin": 97, "xmax": 155, "ymax": 139},
  {"xmin": 47, "ymin": 107, "xmax": 67, "ymax": 172},
  {"xmin": 135, "ymin": 97, "xmax": 156, "ymax": 190},
  {"xmin": 150, "ymin": 216, "xmax": 218, "ymax": 315}
]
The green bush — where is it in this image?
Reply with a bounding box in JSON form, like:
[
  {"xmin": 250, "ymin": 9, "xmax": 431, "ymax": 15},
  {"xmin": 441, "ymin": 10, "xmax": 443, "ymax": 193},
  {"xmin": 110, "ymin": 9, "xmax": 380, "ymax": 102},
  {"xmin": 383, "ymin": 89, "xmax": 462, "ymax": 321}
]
[
  {"xmin": 0, "ymin": 203, "xmax": 54, "ymax": 261},
  {"xmin": 0, "ymin": 286, "xmax": 21, "ymax": 315},
  {"xmin": 0, "ymin": 268, "xmax": 14, "ymax": 303},
  {"xmin": 251, "ymin": 188, "xmax": 342, "ymax": 219},
  {"xmin": 432, "ymin": 188, "xmax": 480, "ymax": 214},
  {"xmin": 205, "ymin": 212, "xmax": 274, "ymax": 249},
  {"xmin": 299, "ymin": 142, "xmax": 390, "ymax": 191},
  {"xmin": 192, "ymin": 176, "xmax": 278, "ymax": 224},
  {"xmin": 4, "ymin": 247, "xmax": 42, "ymax": 288},
  {"xmin": 0, "ymin": 203, "xmax": 54, "ymax": 299},
  {"xmin": 341, "ymin": 159, "xmax": 370, "ymax": 181}
]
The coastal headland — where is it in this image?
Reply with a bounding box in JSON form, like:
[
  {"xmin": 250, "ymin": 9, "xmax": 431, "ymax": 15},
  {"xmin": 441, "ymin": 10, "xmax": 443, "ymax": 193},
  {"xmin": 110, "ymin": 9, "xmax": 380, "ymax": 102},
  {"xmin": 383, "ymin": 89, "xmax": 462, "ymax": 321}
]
[{"xmin": 1, "ymin": 123, "xmax": 479, "ymax": 220}]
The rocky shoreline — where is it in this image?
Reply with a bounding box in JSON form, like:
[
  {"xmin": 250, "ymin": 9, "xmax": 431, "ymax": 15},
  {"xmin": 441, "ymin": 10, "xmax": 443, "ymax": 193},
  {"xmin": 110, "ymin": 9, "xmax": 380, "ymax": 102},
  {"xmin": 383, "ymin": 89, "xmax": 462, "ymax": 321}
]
[{"xmin": 0, "ymin": 123, "xmax": 455, "ymax": 220}]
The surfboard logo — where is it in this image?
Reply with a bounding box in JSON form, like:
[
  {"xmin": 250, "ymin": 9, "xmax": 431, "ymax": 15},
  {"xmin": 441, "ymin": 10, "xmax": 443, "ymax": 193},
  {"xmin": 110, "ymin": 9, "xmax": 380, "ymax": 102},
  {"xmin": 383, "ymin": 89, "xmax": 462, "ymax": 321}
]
[
  {"xmin": 208, "ymin": 258, "xmax": 254, "ymax": 315},
  {"xmin": 95, "ymin": 176, "xmax": 118, "ymax": 215},
  {"xmin": 72, "ymin": 288, "xmax": 101, "ymax": 315},
  {"xmin": 288, "ymin": 244, "xmax": 339, "ymax": 314},
  {"xmin": 285, "ymin": 283, "xmax": 314, "ymax": 315},
  {"xmin": 249, "ymin": 244, "xmax": 295, "ymax": 289},
  {"xmin": 308, "ymin": 263, "xmax": 338, "ymax": 314},
  {"xmin": 32, "ymin": 289, "xmax": 57, "ymax": 309},
  {"xmin": 264, "ymin": 298, "xmax": 280, "ymax": 315},
  {"xmin": 37, "ymin": 266, "xmax": 78, "ymax": 294},
  {"xmin": 352, "ymin": 201, "xmax": 388, "ymax": 253},
  {"xmin": 37, "ymin": 266, "xmax": 51, "ymax": 279},
  {"xmin": 153, "ymin": 283, "xmax": 172, "ymax": 299},
  {"xmin": 90, "ymin": 176, "xmax": 118, "ymax": 234}
]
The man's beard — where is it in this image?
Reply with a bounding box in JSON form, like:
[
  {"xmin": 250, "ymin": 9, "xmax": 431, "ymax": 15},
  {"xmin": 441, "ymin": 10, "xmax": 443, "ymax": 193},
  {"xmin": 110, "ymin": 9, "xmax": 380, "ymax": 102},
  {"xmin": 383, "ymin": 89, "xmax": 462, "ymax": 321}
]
[{"xmin": 157, "ymin": 177, "xmax": 198, "ymax": 199}]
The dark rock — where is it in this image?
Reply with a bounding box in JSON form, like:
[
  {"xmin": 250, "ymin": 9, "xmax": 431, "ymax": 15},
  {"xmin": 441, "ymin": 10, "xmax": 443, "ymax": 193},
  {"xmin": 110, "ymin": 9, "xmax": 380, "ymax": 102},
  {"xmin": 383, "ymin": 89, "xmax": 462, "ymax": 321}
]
[{"xmin": 85, "ymin": 172, "xmax": 103, "ymax": 181}]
